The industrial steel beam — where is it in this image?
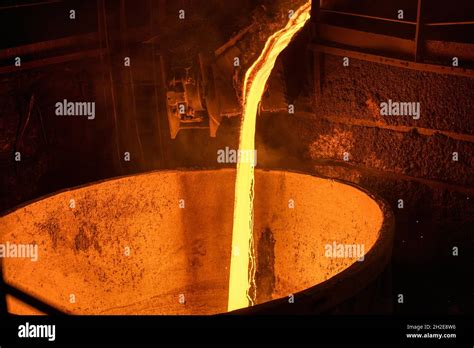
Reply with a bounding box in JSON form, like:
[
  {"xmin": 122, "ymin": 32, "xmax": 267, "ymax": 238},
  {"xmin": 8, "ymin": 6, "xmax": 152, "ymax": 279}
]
[
  {"xmin": 0, "ymin": 0, "xmax": 62, "ymax": 11},
  {"xmin": 0, "ymin": 33, "xmax": 99, "ymax": 60},
  {"xmin": 318, "ymin": 7, "xmax": 473, "ymax": 28},
  {"xmin": 319, "ymin": 8, "xmax": 417, "ymax": 25},
  {"xmin": 0, "ymin": 48, "xmax": 105, "ymax": 75},
  {"xmin": 309, "ymin": 44, "xmax": 474, "ymax": 78},
  {"xmin": 414, "ymin": 0, "xmax": 424, "ymax": 62},
  {"xmin": 426, "ymin": 21, "xmax": 474, "ymax": 26}
]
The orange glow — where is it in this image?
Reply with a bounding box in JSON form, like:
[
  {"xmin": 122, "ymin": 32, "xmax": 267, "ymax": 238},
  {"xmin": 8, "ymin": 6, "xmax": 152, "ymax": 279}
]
[
  {"xmin": 1, "ymin": 169, "xmax": 384, "ymax": 315},
  {"xmin": 227, "ymin": 1, "xmax": 312, "ymax": 312}
]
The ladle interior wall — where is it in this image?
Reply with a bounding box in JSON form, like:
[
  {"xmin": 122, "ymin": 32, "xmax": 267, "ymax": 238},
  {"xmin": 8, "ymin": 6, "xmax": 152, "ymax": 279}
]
[{"xmin": 1, "ymin": 169, "xmax": 383, "ymax": 315}]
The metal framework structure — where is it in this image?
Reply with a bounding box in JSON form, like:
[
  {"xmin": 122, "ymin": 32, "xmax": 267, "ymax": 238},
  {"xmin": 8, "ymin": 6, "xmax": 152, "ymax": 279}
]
[{"xmin": 311, "ymin": 0, "xmax": 474, "ymax": 100}]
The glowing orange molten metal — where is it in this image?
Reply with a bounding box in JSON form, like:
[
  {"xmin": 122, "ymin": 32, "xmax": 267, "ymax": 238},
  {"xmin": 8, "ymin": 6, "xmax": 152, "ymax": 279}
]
[{"xmin": 227, "ymin": 1, "xmax": 312, "ymax": 312}]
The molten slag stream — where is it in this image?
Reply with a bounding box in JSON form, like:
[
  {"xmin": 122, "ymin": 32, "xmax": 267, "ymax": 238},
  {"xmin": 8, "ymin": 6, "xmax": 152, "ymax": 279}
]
[{"xmin": 227, "ymin": 1, "xmax": 312, "ymax": 312}]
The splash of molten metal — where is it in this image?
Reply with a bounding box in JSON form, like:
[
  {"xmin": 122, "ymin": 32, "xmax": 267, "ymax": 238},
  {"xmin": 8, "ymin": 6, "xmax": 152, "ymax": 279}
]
[{"xmin": 227, "ymin": 1, "xmax": 312, "ymax": 312}]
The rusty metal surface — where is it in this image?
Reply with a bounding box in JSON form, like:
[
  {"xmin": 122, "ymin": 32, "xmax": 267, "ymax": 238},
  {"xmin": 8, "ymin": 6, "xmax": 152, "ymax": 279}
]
[{"xmin": 0, "ymin": 169, "xmax": 386, "ymax": 315}]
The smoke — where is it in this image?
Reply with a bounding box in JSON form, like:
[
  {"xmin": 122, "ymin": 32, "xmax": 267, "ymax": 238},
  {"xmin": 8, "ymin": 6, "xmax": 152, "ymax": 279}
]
[{"xmin": 254, "ymin": 113, "xmax": 311, "ymax": 171}]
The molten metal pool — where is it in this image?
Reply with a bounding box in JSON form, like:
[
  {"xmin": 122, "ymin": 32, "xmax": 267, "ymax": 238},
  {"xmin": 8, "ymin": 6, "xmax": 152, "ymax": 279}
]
[{"xmin": 0, "ymin": 169, "xmax": 394, "ymax": 315}]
